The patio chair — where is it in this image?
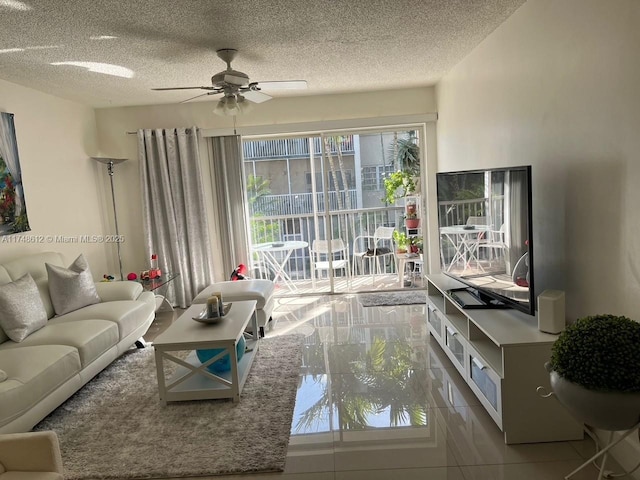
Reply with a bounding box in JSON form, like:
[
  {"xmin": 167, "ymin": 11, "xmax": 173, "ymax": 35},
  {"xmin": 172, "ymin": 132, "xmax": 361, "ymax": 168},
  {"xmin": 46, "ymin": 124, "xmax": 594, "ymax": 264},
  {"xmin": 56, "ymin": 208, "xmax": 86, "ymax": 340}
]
[
  {"xmin": 477, "ymin": 223, "xmax": 507, "ymax": 265},
  {"xmin": 352, "ymin": 226, "xmax": 397, "ymax": 284},
  {"xmin": 309, "ymin": 239, "xmax": 351, "ymax": 289}
]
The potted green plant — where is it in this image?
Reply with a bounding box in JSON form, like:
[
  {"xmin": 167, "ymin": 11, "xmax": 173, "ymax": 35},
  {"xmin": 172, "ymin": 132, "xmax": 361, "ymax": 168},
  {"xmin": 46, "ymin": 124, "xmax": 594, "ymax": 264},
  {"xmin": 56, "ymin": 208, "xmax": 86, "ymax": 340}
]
[
  {"xmin": 405, "ymin": 212, "xmax": 420, "ymax": 229},
  {"xmin": 409, "ymin": 236, "xmax": 422, "ymax": 254},
  {"xmin": 383, "ymin": 170, "xmax": 416, "ymax": 205},
  {"xmin": 546, "ymin": 314, "xmax": 640, "ymax": 431},
  {"xmin": 392, "ymin": 230, "xmax": 408, "ymax": 253}
]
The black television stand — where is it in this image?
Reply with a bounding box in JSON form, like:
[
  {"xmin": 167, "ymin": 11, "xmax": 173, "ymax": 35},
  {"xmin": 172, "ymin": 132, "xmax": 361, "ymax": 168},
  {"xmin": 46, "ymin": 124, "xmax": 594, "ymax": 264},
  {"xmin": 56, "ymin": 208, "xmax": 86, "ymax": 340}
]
[{"xmin": 447, "ymin": 286, "xmax": 511, "ymax": 310}]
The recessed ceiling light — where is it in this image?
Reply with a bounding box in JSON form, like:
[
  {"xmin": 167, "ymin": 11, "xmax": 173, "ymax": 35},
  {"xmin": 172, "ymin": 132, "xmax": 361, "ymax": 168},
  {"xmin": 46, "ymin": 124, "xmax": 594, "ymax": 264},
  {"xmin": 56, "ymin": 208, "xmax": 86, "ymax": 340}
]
[
  {"xmin": 0, "ymin": 48, "xmax": 24, "ymax": 54},
  {"xmin": 0, "ymin": 0, "xmax": 32, "ymax": 10},
  {"xmin": 90, "ymin": 35, "xmax": 118, "ymax": 40},
  {"xmin": 51, "ymin": 61, "xmax": 134, "ymax": 79}
]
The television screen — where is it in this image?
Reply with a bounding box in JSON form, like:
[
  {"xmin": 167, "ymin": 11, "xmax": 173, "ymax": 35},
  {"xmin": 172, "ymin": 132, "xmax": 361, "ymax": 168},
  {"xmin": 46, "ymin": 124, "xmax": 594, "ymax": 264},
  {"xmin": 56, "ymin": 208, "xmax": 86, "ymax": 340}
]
[{"xmin": 436, "ymin": 165, "xmax": 534, "ymax": 315}]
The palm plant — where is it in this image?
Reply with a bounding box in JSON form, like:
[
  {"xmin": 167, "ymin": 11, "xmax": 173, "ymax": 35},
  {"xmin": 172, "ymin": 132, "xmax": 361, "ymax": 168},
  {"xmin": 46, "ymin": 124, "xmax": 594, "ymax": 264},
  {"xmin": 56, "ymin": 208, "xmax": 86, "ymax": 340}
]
[{"xmin": 293, "ymin": 336, "xmax": 429, "ymax": 433}]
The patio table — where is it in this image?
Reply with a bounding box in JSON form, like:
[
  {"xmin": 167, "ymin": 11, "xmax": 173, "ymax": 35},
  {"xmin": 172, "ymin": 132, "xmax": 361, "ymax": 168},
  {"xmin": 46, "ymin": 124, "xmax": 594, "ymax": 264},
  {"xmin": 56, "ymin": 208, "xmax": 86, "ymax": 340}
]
[
  {"xmin": 440, "ymin": 225, "xmax": 489, "ymax": 273},
  {"xmin": 253, "ymin": 241, "xmax": 308, "ymax": 292}
]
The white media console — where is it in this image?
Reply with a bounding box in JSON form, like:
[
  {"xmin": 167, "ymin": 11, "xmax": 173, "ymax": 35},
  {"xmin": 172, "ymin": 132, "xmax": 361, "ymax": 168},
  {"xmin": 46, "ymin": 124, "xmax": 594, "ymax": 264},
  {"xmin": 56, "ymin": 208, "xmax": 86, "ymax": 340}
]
[{"xmin": 425, "ymin": 273, "xmax": 583, "ymax": 444}]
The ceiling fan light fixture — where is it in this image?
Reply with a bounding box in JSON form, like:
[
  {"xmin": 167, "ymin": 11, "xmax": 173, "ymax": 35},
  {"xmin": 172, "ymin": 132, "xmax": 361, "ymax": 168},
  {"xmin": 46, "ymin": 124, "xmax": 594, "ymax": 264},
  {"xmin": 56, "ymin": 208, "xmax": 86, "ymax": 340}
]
[{"xmin": 213, "ymin": 93, "xmax": 251, "ymax": 116}]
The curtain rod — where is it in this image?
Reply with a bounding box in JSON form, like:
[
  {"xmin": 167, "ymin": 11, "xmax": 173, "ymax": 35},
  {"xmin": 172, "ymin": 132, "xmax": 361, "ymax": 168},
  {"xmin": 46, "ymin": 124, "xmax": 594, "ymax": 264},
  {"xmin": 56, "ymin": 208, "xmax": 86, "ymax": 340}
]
[{"xmin": 126, "ymin": 127, "xmax": 199, "ymax": 135}]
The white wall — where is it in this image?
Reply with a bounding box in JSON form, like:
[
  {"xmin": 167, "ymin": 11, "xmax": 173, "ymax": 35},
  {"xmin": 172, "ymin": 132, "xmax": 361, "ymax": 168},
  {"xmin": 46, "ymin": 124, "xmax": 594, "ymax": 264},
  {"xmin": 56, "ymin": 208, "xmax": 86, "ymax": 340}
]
[
  {"xmin": 94, "ymin": 87, "xmax": 436, "ymax": 274},
  {"xmin": 436, "ymin": 0, "xmax": 640, "ymax": 472},
  {"xmin": 0, "ymin": 78, "xmax": 110, "ymax": 276}
]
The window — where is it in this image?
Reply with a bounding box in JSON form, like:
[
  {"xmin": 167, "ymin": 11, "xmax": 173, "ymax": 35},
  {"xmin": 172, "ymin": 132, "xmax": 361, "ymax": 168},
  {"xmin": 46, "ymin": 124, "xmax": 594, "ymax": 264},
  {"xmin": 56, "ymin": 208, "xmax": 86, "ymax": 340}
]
[{"xmin": 362, "ymin": 165, "xmax": 394, "ymax": 190}]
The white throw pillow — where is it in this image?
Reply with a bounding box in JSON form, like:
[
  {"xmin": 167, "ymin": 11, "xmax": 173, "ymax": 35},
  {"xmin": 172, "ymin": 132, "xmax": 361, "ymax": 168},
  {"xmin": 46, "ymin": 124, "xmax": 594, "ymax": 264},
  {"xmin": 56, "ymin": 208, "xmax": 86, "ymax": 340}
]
[
  {"xmin": 46, "ymin": 254, "xmax": 101, "ymax": 316},
  {"xmin": 0, "ymin": 273, "xmax": 48, "ymax": 342}
]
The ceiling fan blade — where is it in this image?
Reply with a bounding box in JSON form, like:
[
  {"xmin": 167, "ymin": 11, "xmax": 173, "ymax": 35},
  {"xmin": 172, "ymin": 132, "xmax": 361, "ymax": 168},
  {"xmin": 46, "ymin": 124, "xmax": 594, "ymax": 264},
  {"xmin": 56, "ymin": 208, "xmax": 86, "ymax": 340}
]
[
  {"xmin": 257, "ymin": 80, "xmax": 308, "ymax": 90},
  {"xmin": 243, "ymin": 90, "xmax": 272, "ymax": 104},
  {"xmin": 180, "ymin": 92, "xmax": 218, "ymax": 103},
  {"xmin": 152, "ymin": 86, "xmax": 217, "ymax": 91}
]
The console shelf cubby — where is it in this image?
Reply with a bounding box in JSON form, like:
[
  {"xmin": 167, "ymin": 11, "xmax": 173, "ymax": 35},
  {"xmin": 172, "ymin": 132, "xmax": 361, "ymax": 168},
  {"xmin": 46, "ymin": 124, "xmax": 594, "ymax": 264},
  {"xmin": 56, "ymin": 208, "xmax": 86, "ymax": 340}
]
[{"xmin": 425, "ymin": 274, "xmax": 583, "ymax": 444}]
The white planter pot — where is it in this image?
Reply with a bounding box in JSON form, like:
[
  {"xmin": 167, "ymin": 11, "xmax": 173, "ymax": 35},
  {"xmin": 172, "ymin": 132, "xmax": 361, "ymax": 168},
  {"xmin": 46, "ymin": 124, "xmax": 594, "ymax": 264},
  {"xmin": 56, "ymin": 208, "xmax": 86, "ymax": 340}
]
[{"xmin": 550, "ymin": 370, "xmax": 640, "ymax": 431}]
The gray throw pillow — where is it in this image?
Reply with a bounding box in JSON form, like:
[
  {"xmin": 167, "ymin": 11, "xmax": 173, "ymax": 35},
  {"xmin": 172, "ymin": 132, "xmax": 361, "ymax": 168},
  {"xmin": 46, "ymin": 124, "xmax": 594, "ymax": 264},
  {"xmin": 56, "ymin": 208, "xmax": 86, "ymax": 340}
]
[
  {"xmin": 46, "ymin": 254, "xmax": 101, "ymax": 316},
  {"xmin": 0, "ymin": 273, "xmax": 48, "ymax": 343}
]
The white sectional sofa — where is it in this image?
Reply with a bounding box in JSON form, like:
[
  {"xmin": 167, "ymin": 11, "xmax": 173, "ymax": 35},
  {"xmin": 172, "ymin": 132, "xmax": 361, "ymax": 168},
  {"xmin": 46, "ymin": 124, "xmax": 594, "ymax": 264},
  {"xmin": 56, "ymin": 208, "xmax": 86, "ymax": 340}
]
[{"xmin": 0, "ymin": 252, "xmax": 155, "ymax": 434}]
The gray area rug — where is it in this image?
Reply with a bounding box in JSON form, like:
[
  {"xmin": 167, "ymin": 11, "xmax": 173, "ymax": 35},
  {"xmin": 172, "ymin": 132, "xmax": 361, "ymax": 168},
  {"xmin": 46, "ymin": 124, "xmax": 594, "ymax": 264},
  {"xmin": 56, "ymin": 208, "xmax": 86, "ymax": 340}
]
[
  {"xmin": 34, "ymin": 335, "xmax": 304, "ymax": 479},
  {"xmin": 359, "ymin": 290, "xmax": 427, "ymax": 307}
]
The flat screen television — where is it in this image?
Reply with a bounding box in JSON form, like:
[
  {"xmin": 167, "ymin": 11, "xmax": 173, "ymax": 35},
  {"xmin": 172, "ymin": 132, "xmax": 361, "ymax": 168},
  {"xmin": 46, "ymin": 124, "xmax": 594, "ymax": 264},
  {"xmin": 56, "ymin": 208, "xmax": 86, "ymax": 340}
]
[{"xmin": 436, "ymin": 165, "xmax": 534, "ymax": 315}]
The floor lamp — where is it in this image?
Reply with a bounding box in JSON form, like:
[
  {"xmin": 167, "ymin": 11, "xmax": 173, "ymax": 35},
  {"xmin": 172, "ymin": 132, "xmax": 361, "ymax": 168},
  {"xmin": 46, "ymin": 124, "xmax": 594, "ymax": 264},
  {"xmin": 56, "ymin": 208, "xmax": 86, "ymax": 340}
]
[{"xmin": 93, "ymin": 157, "xmax": 127, "ymax": 281}]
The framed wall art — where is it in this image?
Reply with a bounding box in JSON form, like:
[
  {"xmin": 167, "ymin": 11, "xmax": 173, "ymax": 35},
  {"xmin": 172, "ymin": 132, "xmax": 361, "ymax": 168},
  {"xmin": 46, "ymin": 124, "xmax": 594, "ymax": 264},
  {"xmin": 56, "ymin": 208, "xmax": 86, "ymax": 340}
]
[{"xmin": 0, "ymin": 112, "xmax": 30, "ymax": 235}]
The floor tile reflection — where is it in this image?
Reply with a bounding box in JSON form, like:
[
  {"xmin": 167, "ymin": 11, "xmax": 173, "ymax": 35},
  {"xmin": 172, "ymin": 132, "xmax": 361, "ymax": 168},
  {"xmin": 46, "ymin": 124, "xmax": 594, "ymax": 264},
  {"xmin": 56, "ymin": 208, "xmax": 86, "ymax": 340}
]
[{"xmin": 141, "ymin": 292, "xmax": 605, "ymax": 478}]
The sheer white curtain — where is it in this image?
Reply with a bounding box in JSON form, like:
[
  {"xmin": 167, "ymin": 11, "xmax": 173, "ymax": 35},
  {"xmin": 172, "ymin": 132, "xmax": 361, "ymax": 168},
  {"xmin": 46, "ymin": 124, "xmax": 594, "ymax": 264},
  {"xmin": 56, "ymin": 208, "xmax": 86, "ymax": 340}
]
[
  {"xmin": 138, "ymin": 127, "xmax": 214, "ymax": 308},
  {"xmin": 0, "ymin": 112, "xmax": 25, "ymax": 217},
  {"xmin": 208, "ymin": 135, "xmax": 251, "ymax": 277}
]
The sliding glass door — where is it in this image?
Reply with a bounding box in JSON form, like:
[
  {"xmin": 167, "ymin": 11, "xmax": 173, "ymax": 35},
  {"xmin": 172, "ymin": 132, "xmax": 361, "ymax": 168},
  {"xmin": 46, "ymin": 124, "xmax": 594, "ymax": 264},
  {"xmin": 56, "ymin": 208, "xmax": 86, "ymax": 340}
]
[{"xmin": 243, "ymin": 127, "xmax": 423, "ymax": 296}]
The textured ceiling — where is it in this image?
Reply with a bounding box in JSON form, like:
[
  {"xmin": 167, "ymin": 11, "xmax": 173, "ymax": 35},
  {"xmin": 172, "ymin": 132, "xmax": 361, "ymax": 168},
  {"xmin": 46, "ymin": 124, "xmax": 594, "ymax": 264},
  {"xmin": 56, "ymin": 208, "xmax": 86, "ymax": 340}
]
[{"xmin": 0, "ymin": 0, "xmax": 525, "ymax": 108}]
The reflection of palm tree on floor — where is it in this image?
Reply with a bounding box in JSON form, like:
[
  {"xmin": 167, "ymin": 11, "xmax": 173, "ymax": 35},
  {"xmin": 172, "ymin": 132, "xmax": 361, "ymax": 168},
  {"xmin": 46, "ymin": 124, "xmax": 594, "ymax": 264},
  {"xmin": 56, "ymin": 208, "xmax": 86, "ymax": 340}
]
[{"xmin": 295, "ymin": 337, "xmax": 429, "ymax": 433}]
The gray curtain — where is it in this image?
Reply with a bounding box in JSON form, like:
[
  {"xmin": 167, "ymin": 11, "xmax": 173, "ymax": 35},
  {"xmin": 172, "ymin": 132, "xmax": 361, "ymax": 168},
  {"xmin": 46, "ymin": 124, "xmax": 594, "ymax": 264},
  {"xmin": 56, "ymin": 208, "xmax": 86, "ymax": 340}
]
[
  {"xmin": 208, "ymin": 135, "xmax": 251, "ymax": 277},
  {"xmin": 138, "ymin": 127, "xmax": 214, "ymax": 308},
  {"xmin": 507, "ymin": 170, "xmax": 528, "ymax": 274},
  {"xmin": 0, "ymin": 112, "xmax": 24, "ymax": 217}
]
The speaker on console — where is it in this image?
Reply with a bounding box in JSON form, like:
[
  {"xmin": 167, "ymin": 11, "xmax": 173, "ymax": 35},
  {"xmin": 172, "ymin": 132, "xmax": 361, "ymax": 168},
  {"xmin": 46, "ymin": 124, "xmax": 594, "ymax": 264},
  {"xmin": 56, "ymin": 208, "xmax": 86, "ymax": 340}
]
[{"xmin": 537, "ymin": 290, "xmax": 565, "ymax": 334}]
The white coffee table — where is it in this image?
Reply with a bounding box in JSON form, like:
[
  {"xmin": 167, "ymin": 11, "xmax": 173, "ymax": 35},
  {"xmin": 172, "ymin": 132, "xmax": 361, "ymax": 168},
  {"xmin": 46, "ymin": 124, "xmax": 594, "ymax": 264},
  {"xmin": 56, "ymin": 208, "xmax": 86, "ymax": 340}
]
[{"xmin": 153, "ymin": 300, "xmax": 259, "ymax": 405}]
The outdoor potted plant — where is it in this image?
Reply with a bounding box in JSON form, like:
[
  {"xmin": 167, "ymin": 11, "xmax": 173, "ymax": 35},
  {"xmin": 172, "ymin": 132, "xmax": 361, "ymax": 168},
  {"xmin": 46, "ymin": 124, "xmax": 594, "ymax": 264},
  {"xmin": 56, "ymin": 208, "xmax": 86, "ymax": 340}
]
[
  {"xmin": 392, "ymin": 230, "xmax": 408, "ymax": 253},
  {"xmin": 383, "ymin": 170, "xmax": 416, "ymax": 205},
  {"xmin": 546, "ymin": 314, "xmax": 640, "ymax": 431},
  {"xmin": 409, "ymin": 236, "xmax": 422, "ymax": 254},
  {"xmin": 405, "ymin": 212, "xmax": 420, "ymax": 229}
]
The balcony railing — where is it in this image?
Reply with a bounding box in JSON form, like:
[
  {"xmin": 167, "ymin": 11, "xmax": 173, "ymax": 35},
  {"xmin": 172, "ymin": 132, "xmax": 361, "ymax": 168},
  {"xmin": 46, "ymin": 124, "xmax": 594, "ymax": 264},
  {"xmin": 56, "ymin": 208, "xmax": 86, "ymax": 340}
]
[
  {"xmin": 251, "ymin": 190, "xmax": 358, "ymax": 217},
  {"xmin": 249, "ymin": 205, "xmax": 403, "ymax": 282},
  {"xmin": 243, "ymin": 136, "xmax": 355, "ymax": 160},
  {"xmin": 438, "ymin": 197, "xmax": 504, "ymax": 228},
  {"xmin": 248, "ymin": 193, "xmax": 506, "ymax": 288}
]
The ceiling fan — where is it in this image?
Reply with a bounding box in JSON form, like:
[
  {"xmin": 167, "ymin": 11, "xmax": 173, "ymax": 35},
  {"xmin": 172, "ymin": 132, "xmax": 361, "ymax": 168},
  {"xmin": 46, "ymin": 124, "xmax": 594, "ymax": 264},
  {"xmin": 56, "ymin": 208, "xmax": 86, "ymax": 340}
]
[{"xmin": 152, "ymin": 49, "xmax": 307, "ymax": 115}]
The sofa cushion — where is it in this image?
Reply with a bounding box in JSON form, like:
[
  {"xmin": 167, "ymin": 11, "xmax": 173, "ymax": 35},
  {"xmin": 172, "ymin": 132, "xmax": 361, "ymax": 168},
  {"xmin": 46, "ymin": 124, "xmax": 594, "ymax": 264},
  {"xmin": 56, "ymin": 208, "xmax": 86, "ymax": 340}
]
[
  {"xmin": 0, "ymin": 274, "xmax": 48, "ymax": 343},
  {"xmin": 0, "ymin": 345, "xmax": 80, "ymax": 429},
  {"xmin": 1, "ymin": 320, "xmax": 118, "ymax": 368},
  {"xmin": 46, "ymin": 254, "xmax": 101, "ymax": 316},
  {"xmin": 94, "ymin": 281, "xmax": 143, "ymax": 302},
  {"xmin": 0, "ymin": 265, "xmax": 11, "ymax": 344},
  {"xmin": 50, "ymin": 300, "xmax": 155, "ymax": 341},
  {"xmin": 1, "ymin": 252, "xmax": 65, "ymax": 320},
  {"xmin": 0, "ymin": 370, "xmax": 6, "ymax": 382}
]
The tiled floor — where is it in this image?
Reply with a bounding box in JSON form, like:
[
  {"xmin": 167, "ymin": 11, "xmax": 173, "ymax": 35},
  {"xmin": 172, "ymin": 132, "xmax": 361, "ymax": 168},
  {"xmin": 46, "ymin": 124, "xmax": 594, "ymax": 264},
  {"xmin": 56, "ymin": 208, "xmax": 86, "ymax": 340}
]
[{"xmin": 146, "ymin": 294, "xmax": 618, "ymax": 480}]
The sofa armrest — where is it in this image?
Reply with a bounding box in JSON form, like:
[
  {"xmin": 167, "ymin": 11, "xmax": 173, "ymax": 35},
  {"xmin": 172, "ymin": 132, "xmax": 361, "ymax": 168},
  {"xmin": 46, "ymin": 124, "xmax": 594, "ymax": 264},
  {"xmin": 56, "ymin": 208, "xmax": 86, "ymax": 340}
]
[
  {"xmin": 95, "ymin": 281, "xmax": 144, "ymax": 302},
  {"xmin": 0, "ymin": 431, "xmax": 63, "ymax": 473}
]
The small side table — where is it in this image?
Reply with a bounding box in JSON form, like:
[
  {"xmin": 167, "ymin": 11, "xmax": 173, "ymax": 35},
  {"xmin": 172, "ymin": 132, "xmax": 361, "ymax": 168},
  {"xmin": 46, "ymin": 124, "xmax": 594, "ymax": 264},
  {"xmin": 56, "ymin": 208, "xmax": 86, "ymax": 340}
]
[
  {"xmin": 396, "ymin": 253, "xmax": 423, "ymax": 287},
  {"xmin": 139, "ymin": 272, "xmax": 180, "ymax": 311}
]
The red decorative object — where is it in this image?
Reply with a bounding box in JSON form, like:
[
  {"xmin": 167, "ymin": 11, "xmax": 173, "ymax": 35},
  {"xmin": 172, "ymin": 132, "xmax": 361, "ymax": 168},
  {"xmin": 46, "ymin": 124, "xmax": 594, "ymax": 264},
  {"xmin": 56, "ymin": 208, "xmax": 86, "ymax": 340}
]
[
  {"xmin": 127, "ymin": 272, "xmax": 137, "ymax": 281},
  {"xmin": 230, "ymin": 263, "xmax": 248, "ymax": 281}
]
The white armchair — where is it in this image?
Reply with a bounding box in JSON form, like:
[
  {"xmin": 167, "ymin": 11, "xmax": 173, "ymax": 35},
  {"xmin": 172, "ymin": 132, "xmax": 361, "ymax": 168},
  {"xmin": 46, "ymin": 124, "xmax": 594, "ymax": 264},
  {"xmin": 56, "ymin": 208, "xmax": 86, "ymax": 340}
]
[{"xmin": 0, "ymin": 431, "xmax": 63, "ymax": 480}]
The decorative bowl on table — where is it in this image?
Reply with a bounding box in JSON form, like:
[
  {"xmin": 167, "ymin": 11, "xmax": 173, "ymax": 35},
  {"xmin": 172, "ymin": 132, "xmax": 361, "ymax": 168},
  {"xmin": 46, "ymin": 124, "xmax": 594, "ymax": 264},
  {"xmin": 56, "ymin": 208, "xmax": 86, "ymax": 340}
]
[
  {"xmin": 462, "ymin": 225, "xmax": 475, "ymax": 230},
  {"xmin": 192, "ymin": 303, "xmax": 232, "ymax": 324},
  {"xmin": 272, "ymin": 242, "xmax": 285, "ymax": 247}
]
